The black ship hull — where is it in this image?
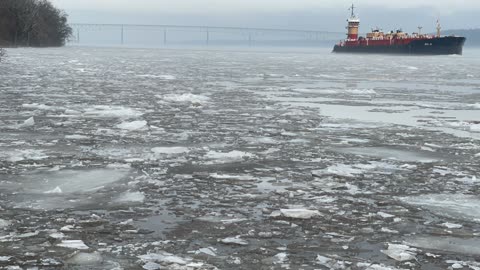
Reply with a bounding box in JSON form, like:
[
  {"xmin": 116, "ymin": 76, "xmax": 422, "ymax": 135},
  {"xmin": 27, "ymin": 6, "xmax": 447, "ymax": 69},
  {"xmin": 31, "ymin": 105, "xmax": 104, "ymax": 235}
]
[{"xmin": 333, "ymin": 36, "xmax": 466, "ymax": 55}]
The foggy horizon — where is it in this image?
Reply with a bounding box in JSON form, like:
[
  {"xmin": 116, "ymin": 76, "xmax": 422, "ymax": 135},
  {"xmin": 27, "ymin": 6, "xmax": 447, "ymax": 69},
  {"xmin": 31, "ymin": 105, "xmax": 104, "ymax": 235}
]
[{"xmin": 51, "ymin": 1, "xmax": 480, "ymax": 33}]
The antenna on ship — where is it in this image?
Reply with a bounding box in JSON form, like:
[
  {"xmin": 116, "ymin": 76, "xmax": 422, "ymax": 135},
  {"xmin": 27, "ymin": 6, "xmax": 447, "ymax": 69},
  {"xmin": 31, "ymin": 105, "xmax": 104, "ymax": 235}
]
[
  {"xmin": 349, "ymin": 4, "xmax": 356, "ymax": 18},
  {"xmin": 436, "ymin": 20, "xmax": 442, "ymax": 37},
  {"xmin": 417, "ymin": 26, "xmax": 423, "ymax": 35}
]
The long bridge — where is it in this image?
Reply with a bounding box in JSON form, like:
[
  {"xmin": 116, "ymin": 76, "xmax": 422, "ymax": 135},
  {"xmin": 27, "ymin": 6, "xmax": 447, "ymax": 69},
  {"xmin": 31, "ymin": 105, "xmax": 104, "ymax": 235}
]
[{"xmin": 69, "ymin": 23, "xmax": 344, "ymax": 46}]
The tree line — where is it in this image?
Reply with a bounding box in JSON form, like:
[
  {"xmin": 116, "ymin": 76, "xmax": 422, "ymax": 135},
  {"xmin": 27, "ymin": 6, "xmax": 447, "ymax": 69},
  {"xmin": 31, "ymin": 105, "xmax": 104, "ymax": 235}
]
[{"xmin": 0, "ymin": 0, "xmax": 72, "ymax": 47}]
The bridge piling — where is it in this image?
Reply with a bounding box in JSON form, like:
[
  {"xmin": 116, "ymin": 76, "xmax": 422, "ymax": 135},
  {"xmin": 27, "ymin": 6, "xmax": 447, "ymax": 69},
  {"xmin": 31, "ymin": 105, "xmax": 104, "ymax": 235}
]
[
  {"xmin": 206, "ymin": 29, "xmax": 209, "ymax": 46},
  {"xmin": 121, "ymin": 25, "xmax": 124, "ymax": 45}
]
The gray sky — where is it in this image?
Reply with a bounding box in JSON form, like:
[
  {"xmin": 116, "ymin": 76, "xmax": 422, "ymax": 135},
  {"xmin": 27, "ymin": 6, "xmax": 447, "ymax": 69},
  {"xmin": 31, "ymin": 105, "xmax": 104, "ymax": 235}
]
[{"xmin": 51, "ymin": 0, "xmax": 480, "ymax": 32}]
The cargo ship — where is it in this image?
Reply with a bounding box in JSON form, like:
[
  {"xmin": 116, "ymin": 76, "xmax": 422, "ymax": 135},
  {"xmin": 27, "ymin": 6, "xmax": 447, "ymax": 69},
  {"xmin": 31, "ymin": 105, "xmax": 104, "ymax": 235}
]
[{"xmin": 333, "ymin": 5, "xmax": 466, "ymax": 55}]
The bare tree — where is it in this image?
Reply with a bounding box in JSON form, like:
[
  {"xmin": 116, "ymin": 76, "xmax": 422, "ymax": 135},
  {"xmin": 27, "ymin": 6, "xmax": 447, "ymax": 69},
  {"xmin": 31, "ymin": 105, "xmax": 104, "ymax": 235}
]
[{"xmin": 0, "ymin": 0, "xmax": 71, "ymax": 47}]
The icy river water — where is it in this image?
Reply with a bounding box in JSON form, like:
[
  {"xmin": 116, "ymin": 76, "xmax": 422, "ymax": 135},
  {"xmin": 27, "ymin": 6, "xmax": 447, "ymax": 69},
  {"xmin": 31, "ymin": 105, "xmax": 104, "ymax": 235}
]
[{"xmin": 1, "ymin": 46, "xmax": 480, "ymax": 269}]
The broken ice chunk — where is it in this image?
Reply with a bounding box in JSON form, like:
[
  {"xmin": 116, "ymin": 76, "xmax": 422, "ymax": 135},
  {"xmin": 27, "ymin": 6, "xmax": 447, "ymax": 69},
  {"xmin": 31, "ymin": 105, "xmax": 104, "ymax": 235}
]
[
  {"xmin": 161, "ymin": 93, "xmax": 209, "ymax": 104},
  {"xmin": 65, "ymin": 134, "xmax": 90, "ymax": 140},
  {"xmin": 114, "ymin": 191, "xmax": 145, "ymax": 203},
  {"xmin": 0, "ymin": 219, "xmax": 11, "ymax": 228},
  {"xmin": 451, "ymin": 263, "xmax": 463, "ymax": 269},
  {"xmin": 195, "ymin": 247, "xmax": 217, "ymax": 256},
  {"xmin": 316, "ymin": 255, "xmax": 332, "ymax": 265},
  {"xmin": 381, "ymin": 243, "xmax": 417, "ymax": 262},
  {"xmin": 44, "ymin": 186, "xmax": 62, "ymax": 194},
  {"xmin": 116, "ymin": 120, "xmax": 148, "ymax": 131},
  {"xmin": 271, "ymin": 209, "xmax": 321, "ymax": 219},
  {"xmin": 272, "ymin": 252, "xmax": 288, "ymax": 264},
  {"xmin": 220, "ymin": 236, "xmax": 249, "ymax": 246},
  {"xmin": 49, "ymin": 232, "xmax": 65, "ymax": 240},
  {"xmin": 400, "ymin": 194, "xmax": 480, "ymax": 222},
  {"xmin": 377, "ymin": 212, "xmax": 395, "ymax": 218},
  {"xmin": 67, "ymin": 252, "xmax": 103, "ymax": 265},
  {"xmin": 441, "ymin": 222, "xmax": 463, "ymax": 229},
  {"xmin": 151, "ymin": 147, "xmax": 190, "ymax": 155},
  {"xmin": 18, "ymin": 116, "xmax": 35, "ymax": 128},
  {"xmin": 57, "ymin": 240, "xmax": 89, "ymax": 250},
  {"xmin": 82, "ymin": 105, "xmax": 143, "ymax": 119},
  {"xmin": 405, "ymin": 236, "xmax": 480, "ymax": 255},
  {"xmin": 204, "ymin": 150, "xmax": 254, "ymax": 163},
  {"xmin": 143, "ymin": 261, "xmax": 161, "ymax": 270},
  {"xmin": 0, "ymin": 256, "xmax": 12, "ymax": 262},
  {"xmin": 381, "ymin": 227, "xmax": 399, "ymax": 234},
  {"xmin": 138, "ymin": 252, "xmax": 190, "ymax": 265}
]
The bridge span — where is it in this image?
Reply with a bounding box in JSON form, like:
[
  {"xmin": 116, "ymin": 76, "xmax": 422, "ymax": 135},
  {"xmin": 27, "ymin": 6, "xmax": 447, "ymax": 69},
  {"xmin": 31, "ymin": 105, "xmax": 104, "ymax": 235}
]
[{"xmin": 69, "ymin": 23, "xmax": 344, "ymax": 46}]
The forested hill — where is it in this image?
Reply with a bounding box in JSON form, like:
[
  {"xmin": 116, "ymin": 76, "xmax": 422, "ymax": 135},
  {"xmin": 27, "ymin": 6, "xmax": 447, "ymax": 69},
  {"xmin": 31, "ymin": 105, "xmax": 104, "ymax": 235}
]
[
  {"xmin": 0, "ymin": 0, "xmax": 71, "ymax": 47},
  {"xmin": 443, "ymin": 29, "xmax": 480, "ymax": 46}
]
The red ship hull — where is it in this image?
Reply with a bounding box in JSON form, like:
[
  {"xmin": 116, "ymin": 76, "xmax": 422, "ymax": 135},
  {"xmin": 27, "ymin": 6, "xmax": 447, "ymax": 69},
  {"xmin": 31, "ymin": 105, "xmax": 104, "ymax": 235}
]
[{"xmin": 333, "ymin": 36, "xmax": 466, "ymax": 55}]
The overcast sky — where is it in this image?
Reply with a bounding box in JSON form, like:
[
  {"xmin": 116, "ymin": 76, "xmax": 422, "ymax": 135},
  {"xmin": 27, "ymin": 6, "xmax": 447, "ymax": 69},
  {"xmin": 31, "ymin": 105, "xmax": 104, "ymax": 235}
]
[{"xmin": 50, "ymin": 0, "xmax": 480, "ymax": 32}]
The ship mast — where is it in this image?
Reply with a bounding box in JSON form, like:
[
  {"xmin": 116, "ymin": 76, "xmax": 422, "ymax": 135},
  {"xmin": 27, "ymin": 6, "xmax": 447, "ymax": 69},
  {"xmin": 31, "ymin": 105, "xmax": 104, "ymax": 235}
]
[
  {"xmin": 350, "ymin": 4, "xmax": 355, "ymax": 18},
  {"xmin": 436, "ymin": 20, "xmax": 441, "ymax": 37}
]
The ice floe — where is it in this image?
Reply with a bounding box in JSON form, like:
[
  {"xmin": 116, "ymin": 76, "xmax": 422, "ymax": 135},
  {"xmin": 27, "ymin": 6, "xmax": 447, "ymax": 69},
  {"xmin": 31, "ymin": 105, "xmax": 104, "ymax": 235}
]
[
  {"xmin": 336, "ymin": 147, "xmax": 440, "ymax": 163},
  {"xmin": 57, "ymin": 240, "xmax": 89, "ymax": 250},
  {"xmin": 270, "ymin": 209, "xmax": 321, "ymax": 219},
  {"xmin": 312, "ymin": 164, "xmax": 364, "ymax": 177},
  {"xmin": 139, "ymin": 253, "xmax": 187, "ymax": 265},
  {"xmin": 160, "ymin": 93, "xmax": 210, "ymax": 104},
  {"xmin": 136, "ymin": 74, "xmax": 176, "ymax": 80},
  {"xmin": 82, "ymin": 105, "xmax": 143, "ymax": 119},
  {"xmin": 49, "ymin": 232, "xmax": 65, "ymax": 239},
  {"xmin": 21, "ymin": 168, "xmax": 130, "ymax": 194},
  {"xmin": 345, "ymin": 89, "xmax": 377, "ymax": 95},
  {"xmin": 381, "ymin": 243, "xmax": 417, "ymax": 262},
  {"xmin": 65, "ymin": 134, "xmax": 90, "ymax": 140},
  {"xmin": 151, "ymin": 147, "xmax": 190, "ymax": 155},
  {"xmin": 116, "ymin": 120, "xmax": 148, "ymax": 131},
  {"xmin": 1, "ymin": 149, "xmax": 48, "ymax": 162},
  {"xmin": 67, "ymin": 252, "xmax": 103, "ymax": 265},
  {"xmin": 468, "ymin": 103, "xmax": 480, "ymax": 109},
  {"xmin": 220, "ymin": 236, "xmax": 249, "ymax": 246},
  {"xmin": 405, "ymin": 236, "xmax": 480, "ymax": 255},
  {"xmin": 312, "ymin": 161, "xmax": 401, "ymax": 177},
  {"xmin": 400, "ymin": 194, "xmax": 480, "ymax": 222},
  {"xmin": 195, "ymin": 247, "xmax": 217, "ymax": 256},
  {"xmin": 273, "ymin": 252, "xmax": 288, "ymax": 264},
  {"xmin": 440, "ymin": 222, "xmax": 463, "ymax": 229},
  {"xmin": 43, "ymin": 186, "xmax": 63, "ymax": 194},
  {"xmin": 356, "ymin": 262, "xmax": 407, "ymax": 270},
  {"xmin": 0, "ymin": 219, "xmax": 11, "ymax": 228},
  {"xmin": 22, "ymin": 103, "xmax": 59, "ymax": 111},
  {"xmin": 377, "ymin": 212, "xmax": 395, "ymax": 219},
  {"xmin": 204, "ymin": 150, "xmax": 254, "ymax": 163},
  {"xmin": 114, "ymin": 191, "xmax": 145, "ymax": 203},
  {"xmin": 18, "ymin": 116, "xmax": 35, "ymax": 128}
]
